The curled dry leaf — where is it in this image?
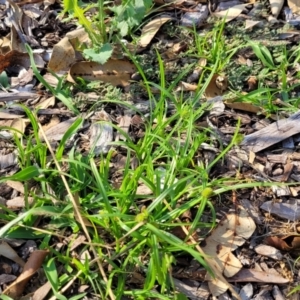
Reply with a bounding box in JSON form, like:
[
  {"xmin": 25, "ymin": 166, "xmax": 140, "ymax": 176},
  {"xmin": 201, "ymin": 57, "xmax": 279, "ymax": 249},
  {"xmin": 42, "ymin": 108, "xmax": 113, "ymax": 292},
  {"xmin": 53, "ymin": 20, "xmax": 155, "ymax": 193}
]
[
  {"xmin": 3, "ymin": 250, "xmax": 49, "ymax": 298},
  {"xmin": 0, "ymin": 50, "xmax": 44, "ymax": 73},
  {"xmin": 67, "ymin": 59, "xmax": 136, "ymax": 87},
  {"xmin": 7, "ymin": 0, "xmax": 27, "ymax": 51},
  {"xmin": 265, "ymin": 235, "xmax": 300, "ymax": 252},
  {"xmin": 48, "ymin": 37, "xmax": 76, "ymax": 72},
  {"xmin": 202, "ymin": 205, "xmax": 256, "ymax": 296},
  {"xmin": 139, "ymin": 16, "xmax": 173, "ymax": 48},
  {"xmin": 247, "ymin": 76, "xmax": 258, "ymax": 91},
  {"xmin": 205, "ymin": 74, "xmax": 228, "ymax": 99}
]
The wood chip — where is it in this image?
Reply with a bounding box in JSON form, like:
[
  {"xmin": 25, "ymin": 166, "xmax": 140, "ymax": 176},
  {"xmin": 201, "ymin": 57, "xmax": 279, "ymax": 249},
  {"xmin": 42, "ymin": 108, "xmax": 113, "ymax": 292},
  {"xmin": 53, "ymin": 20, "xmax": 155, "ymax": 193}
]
[
  {"xmin": 239, "ymin": 283, "xmax": 253, "ymax": 300},
  {"xmin": 266, "ymin": 154, "xmax": 287, "ymax": 164},
  {"xmin": 241, "ymin": 111, "xmax": 300, "ymax": 152},
  {"xmin": 228, "ymin": 269, "xmax": 289, "ymax": 284},
  {"xmin": 172, "ymin": 278, "xmax": 209, "ymax": 300},
  {"xmin": 282, "ymin": 137, "xmax": 294, "ymax": 149},
  {"xmin": 280, "ymin": 163, "xmax": 294, "ymax": 182},
  {"xmin": 0, "ymin": 91, "xmax": 38, "ymax": 102},
  {"xmin": 260, "ymin": 200, "xmax": 300, "ymax": 221}
]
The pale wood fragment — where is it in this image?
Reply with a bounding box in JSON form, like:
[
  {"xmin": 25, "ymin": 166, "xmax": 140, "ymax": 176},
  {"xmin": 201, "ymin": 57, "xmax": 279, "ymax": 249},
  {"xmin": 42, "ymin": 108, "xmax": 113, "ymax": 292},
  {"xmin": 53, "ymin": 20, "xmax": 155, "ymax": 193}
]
[
  {"xmin": 266, "ymin": 154, "xmax": 287, "ymax": 164},
  {"xmin": 241, "ymin": 111, "xmax": 300, "ymax": 152}
]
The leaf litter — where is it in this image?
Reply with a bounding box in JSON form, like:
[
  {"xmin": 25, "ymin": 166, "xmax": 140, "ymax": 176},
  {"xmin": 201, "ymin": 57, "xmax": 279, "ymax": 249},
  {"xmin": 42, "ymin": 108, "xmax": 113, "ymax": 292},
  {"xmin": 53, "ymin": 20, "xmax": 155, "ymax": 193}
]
[{"xmin": 1, "ymin": 0, "xmax": 300, "ymax": 298}]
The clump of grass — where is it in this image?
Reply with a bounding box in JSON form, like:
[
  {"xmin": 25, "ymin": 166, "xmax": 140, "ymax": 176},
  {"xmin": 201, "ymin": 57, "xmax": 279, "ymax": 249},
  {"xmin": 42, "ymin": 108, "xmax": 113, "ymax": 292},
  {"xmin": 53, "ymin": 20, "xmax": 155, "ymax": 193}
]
[{"xmin": 2, "ymin": 19, "xmax": 296, "ymax": 300}]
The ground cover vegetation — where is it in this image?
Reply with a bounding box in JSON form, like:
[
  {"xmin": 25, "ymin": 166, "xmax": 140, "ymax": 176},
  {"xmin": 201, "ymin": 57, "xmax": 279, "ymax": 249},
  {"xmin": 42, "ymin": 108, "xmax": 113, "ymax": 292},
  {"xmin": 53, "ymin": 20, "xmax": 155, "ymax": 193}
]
[{"xmin": 1, "ymin": 0, "xmax": 300, "ymax": 299}]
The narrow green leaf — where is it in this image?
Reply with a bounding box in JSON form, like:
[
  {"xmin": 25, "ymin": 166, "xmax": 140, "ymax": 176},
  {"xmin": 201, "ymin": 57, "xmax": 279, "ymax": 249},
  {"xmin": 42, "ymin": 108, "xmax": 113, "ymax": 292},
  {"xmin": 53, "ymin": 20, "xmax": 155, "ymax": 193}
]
[
  {"xmin": 0, "ymin": 166, "xmax": 41, "ymax": 182},
  {"xmin": 44, "ymin": 257, "xmax": 59, "ymax": 291},
  {"xmin": 56, "ymin": 118, "xmax": 83, "ymax": 160}
]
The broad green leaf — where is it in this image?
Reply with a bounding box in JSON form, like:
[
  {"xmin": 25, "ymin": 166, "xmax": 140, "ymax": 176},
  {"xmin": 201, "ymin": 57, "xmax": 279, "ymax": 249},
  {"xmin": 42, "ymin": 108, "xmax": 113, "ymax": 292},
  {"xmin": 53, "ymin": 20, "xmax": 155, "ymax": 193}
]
[
  {"xmin": 118, "ymin": 21, "xmax": 129, "ymax": 37},
  {"xmin": 0, "ymin": 71, "xmax": 9, "ymax": 88},
  {"xmin": 83, "ymin": 44, "xmax": 113, "ymax": 64}
]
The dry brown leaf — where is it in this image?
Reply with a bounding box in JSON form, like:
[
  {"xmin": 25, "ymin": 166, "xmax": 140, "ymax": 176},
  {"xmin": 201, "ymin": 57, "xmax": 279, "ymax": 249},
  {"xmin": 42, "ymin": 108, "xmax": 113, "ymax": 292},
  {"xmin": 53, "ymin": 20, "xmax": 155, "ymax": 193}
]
[
  {"xmin": 67, "ymin": 59, "xmax": 136, "ymax": 87},
  {"xmin": 66, "ymin": 27, "xmax": 91, "ymax": 48},
  {"xmin": 245, "ymin": 20, "xmax": 262, "ymax": 30},
  {"xmin": 3, "ymin": 250, "xmax": 49, "ymax": 298},
  {"xmin": 224, "ymin": 101, "xmax": 261, "ymax": 113},
  {"xmin": 35, "ymin": 96, "xmax": 55, "ymax": 109},
  {"xmin": 0, "ymin": 117, "xmax": 29, "ymax": 137},
  {"xmin": 212, "ymin": 4, "xmax": 248, "ymax": 22},
  {"xmin": 288, "ymin": 0, "xmax": 300, "ymax": 13},
  {"xmin": 269, "ymin": 0, "xmax": 284, "ymax": 17},
  {"xmin": 42, "ymin": 73, "xmax": 60, "ymax": 88},
  {"xmin": 255, "ymin": 244, "xmax": 283, "ymax": 260},
  {"xmin": 48, "ymin": 37, "xmax": 76, "ymax": 72},
  {"xmin": 247, "ymin": 76, "xmax": 258, "ymax": 91},
  {"xmin": 0, "ymin": 36, "xmax": 12, "ymax": 54},
  {"xmin": 0, "ymin": 112, "xmax": 23, "ymax": 119},
  {"xmin": 0, "ymin": 274, "xmax": 16, "ymax": 285},
  {"xmin": 6, "ymin": 196, "xmax": 34, "ymax": 208},
  {"xmin": 7, "ymin": 0, "xmax": 27, "ymax": 52},
  {"xmin": 163, "ymin": 41, "xmax": 187, "ymax": 59},
  {"xmin": 0, "ymin": 241, "xmax": 25, "ymax": 267},
  {"xmin": 32, "ymin": 281, "xmax": 52, "ymax": 300},
  {"xmin": 0, "ymin": 50, "xmax": 44, "ymax": 73},
  {"xmin": 202, "ymin": 205, "xmax": 256, "ymax": 296},
  {"xmin": 6, "ymin": 180, "xmax": 24, "ymax": 193},
  {"xmin": 176, "ymin": 81, "xmax": 198, "ymax": 92},
  {"xmin": 205, "ymin": 74, "xmax": 228, "ymax": 99},
  {"xmin": 139, "ymin": 16, "xmax": 173, "ymax": 48},
  {"xmin": 265, "ymin": 235, "xmax": 300, "ymax": 252}
]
